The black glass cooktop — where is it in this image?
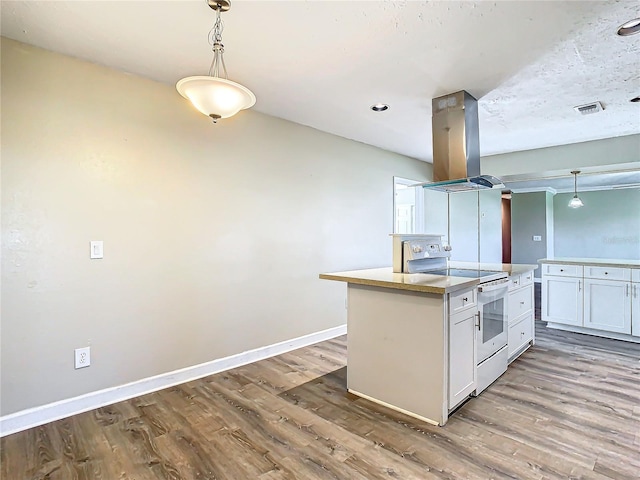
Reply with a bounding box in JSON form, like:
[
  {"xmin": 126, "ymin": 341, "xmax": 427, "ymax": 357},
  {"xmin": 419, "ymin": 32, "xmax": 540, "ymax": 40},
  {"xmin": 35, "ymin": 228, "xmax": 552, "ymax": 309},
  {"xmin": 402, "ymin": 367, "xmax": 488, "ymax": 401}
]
[{"xmin": 426, "ymin": 269, "xmax": 500, "ymax": 279}]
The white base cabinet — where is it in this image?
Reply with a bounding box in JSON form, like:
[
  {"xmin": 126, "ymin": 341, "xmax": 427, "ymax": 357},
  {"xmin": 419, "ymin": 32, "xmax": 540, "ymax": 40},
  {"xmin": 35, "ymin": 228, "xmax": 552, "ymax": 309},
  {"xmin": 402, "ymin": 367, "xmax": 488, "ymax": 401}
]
[
  {"xmin": 541, "ymin": 261, "xmax": 640, "ymax": 341},
  {"xmin": 449, "ymin": 306, "xmax": 478, "ymax": 409},
  {"xmin": 542, "ymin": 269, "xmax": 583, "ymax": 327},
  {"xmin": 583, "ymin": 278, "xmax": 631, "ymax": 334},
  {"xmin": 507, "ymin": 269, "xmax": 535, "ymax": 362}
]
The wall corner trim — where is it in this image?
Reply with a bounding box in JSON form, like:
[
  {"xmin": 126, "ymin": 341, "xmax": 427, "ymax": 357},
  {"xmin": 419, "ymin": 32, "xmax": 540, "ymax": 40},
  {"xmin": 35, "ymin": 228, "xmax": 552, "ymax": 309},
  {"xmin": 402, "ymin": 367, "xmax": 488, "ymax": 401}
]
[{"xmin": 0, "ymin": 324, "xmax": 347, "ymax": 438}]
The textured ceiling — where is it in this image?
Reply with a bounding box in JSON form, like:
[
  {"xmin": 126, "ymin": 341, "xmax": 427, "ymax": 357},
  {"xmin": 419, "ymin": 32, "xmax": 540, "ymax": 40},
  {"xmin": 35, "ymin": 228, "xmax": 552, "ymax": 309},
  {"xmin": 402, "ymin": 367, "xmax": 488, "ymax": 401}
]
[{"xmin": 1, "ymin": 0, "xmax": 639, "ymax": 164}]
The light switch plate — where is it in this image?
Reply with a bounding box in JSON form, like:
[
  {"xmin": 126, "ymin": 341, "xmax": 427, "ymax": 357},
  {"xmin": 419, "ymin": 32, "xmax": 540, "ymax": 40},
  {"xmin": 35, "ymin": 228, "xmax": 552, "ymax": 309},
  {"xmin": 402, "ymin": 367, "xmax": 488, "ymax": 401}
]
[
  {"xmin": 90, "ymin": 241, "xmax": 103, "ymax": 259},
  {"xmin": 532, "ymin": 235, "xmax": 542, "ymax": 242}
]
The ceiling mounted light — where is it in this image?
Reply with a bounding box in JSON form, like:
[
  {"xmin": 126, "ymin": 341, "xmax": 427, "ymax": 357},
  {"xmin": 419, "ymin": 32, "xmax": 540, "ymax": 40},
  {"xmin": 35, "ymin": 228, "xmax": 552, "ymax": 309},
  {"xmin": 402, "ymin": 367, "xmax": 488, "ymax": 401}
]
[
  {"xmin": 617, "ymin": 18, "xmax": 640, "ymax": 36},
  {"xmin": 371, "ymin": 103, "xmax": 390, "ymax": 112},
  {"xmin": 176, "ymin": 0, "xmax": 255, "ymax": 123},
  {"xmin": 568, "ymin": 170, "xmax": 584, "ymax": 209}
]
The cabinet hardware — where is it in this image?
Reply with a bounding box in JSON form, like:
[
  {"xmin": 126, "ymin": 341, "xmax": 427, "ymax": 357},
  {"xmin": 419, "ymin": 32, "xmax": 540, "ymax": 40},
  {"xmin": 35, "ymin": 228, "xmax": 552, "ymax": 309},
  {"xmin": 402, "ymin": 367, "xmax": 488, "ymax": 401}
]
[
  {"xmin": 634, "ymin": 284, "xmax": 638, "ymax": 298},
  {"xmin": 578, "ymin": 280, "xmax": 581, "ymax": 292},
  {"xmin": 626, "ymin": 284, "xmax": 630, "ymax": 297},
  {"xmin": 475, "ymin": 312, "xmax": 480, "ymax": 330},
  {"xmin": 463, "ymin": 297, "xmax": 468, "ymax": 302}
]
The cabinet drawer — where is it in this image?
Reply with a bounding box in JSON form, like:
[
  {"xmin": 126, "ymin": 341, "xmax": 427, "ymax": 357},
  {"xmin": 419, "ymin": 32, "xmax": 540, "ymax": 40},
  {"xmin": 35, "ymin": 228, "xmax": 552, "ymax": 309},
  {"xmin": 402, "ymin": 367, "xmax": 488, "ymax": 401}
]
[
  {"xmin": 508, "ymin": 314, "xmax": 533, "ymax": 358},
  {"xmin": 509, "ymin": 286, "xmax": 533, "ymax": 323},
  {"xmin": 584, "ymin": 266, "xmax": 631, "ymax": 281},
  {"xmin": 449, "ymin": 288, "xmax": 477, "ymax": 314},
  {"xmin": 520, "ymin": 271, "xmax": 534, "ymax": 286},
  {"xmin": 543, "ymin": 264, "xmax": 582, "ymax": 277},
  {"xmin": 510, "ymin": 271, "xmax": 535, "ymax": 290}
]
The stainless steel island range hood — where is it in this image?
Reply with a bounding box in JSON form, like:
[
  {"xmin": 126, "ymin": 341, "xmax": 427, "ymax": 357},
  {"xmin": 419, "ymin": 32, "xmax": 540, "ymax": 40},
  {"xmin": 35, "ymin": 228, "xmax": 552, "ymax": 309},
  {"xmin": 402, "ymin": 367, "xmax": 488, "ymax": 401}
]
[{"xmin": 415, "ymin": 90, "xmax": 504, "ymax": 193}]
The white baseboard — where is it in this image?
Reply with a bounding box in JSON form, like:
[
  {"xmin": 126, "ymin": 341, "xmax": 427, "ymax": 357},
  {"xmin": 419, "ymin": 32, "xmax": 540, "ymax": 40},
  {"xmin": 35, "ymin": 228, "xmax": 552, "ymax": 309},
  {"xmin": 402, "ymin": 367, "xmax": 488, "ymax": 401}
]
[{"xmin": 0, "ymin": 324, "xmax": 347, "ymax": 438}]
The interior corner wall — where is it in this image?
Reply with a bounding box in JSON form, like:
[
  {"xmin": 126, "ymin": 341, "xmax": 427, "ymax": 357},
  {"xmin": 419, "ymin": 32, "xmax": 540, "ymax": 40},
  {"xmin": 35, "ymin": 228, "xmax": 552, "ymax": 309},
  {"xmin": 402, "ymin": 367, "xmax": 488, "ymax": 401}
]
[
  {"xmin": 510, "ymin": 192, "xmax": 549, "ymax": 278},
  {"xmin": 553, "ymin": 188, "xmax": 640, "ymax": 259},
  {"xmin": 0, "ymin": 37, "xmax": 431, "ymax": 415}
]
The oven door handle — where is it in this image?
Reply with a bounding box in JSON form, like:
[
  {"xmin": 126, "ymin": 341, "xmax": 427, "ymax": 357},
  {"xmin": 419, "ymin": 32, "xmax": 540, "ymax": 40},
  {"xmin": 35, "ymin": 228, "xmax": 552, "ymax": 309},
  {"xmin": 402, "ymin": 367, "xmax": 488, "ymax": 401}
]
[{"xmin": 477, "ymin": 281, "xmax": 509, "ymax": 293}]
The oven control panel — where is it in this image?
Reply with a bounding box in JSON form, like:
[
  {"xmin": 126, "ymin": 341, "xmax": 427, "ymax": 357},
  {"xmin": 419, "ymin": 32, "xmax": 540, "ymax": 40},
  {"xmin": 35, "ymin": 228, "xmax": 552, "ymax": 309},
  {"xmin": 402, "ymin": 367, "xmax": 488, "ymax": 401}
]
[{"xmin": 404, "ymin": 240, "xmax": 450, "ymax": 260}]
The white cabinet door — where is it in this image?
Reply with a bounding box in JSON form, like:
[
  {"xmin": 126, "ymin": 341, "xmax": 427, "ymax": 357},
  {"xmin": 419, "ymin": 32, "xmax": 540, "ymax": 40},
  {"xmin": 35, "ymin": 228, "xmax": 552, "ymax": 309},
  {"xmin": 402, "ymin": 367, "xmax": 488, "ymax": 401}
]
[
  {"xmin": 542, "ymin": 275, "xmax": 583, "ymax": 326},
  {"xmin": 633, "ymin": 283, "xmax": 640, "ymax": 337},
  {"xmin": 583, "ymin": 279, "xmax": 631, "ymax": 334},
  {"xmin": 449, "ymin": 308, "xmax": 477, "ymax": 409}
]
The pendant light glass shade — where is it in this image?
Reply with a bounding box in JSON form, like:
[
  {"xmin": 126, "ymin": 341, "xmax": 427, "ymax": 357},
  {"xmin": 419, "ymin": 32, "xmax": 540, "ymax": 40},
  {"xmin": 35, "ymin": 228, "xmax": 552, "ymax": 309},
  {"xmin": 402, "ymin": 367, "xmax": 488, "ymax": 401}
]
[
  {"xmin": 568, "ymin": 195, "xmax": 584, "ymax": 208},
  {"xmin": 568, "ymin": 170, "xmax": 584, "ymax": 208},
  {"xmin": 177, "ymin": 0, "xmax": 255, "ymax": 123},
  {"xmin": 176, "ymin": 76, "xmax": 256, "ymax": 120}
]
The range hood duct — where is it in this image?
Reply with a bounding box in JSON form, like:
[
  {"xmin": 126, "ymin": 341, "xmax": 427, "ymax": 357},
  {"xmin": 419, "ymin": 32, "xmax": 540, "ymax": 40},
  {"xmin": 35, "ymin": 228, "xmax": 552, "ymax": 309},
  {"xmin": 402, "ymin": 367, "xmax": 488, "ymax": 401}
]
[{"xmin": 415, "ymin": 90, "xmax": 504, "ymax": 193}]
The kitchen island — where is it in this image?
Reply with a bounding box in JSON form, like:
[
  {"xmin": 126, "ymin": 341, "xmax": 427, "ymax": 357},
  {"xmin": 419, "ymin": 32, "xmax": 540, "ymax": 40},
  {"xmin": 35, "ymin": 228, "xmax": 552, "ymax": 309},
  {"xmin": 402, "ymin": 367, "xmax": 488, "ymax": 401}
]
[{"xmin": 320, "ymin": 262, "xmax": 537, "ymax": 426}]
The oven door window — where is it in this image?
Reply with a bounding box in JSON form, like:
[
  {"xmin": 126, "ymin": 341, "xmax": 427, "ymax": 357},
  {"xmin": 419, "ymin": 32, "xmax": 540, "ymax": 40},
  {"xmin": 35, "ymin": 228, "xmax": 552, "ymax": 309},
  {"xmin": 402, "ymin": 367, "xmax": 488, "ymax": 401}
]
[{"xmin": 482, "ymin": 297, "xmax": 505, "ymax": 343}]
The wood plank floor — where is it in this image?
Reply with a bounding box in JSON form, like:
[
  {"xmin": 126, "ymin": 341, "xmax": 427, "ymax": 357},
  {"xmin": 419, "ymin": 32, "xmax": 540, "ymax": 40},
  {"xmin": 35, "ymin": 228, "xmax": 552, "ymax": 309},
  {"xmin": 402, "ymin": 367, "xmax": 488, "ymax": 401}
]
[{"xmin": 2, "ymin": 322, "xmax": 639, "ymax": 479}]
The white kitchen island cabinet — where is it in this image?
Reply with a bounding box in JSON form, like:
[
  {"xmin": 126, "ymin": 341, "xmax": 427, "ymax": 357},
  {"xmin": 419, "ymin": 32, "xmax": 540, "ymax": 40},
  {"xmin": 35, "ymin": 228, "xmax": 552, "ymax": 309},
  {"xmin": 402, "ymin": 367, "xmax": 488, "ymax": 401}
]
[
  {"xmin": 448, "ymin": 306, "xmax": 478, "ymax": 409},
  {"xmin": 507, "ymin": 269, "xmax": 535, "ymax": 362},
  {"xmin": 346, "ymin": 283, "xmax": 475, "ymax": 425},
  {"xmin": 320, "ymin": 267, "xmax": 479, "ymax": 426},
  {"xmin": 320, "ymin": 263, "xmax": 537, "ymax": 426},
  {"xmin": 540, "ymin": 258, "xmax": 640, "ymax": 342}
]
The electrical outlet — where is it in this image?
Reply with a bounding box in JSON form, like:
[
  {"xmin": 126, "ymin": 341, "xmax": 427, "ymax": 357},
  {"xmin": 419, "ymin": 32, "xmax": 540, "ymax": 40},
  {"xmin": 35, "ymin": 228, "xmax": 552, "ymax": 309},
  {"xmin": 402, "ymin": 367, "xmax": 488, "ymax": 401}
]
[
  {"xmin": 75, "ymin": 347, "xmax": 91, "ymax": 369},
  {"xmin": 533, "ymin": 235, "xmax": 542, "ymax": 242}
]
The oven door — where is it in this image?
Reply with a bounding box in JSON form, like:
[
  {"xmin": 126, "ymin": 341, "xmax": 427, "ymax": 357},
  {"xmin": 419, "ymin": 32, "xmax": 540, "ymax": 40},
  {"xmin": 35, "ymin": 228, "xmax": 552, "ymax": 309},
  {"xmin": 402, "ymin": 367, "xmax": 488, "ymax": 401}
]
[{"xmin": 477, "ymin": 280, "xmax": 509, "ymax": 364}]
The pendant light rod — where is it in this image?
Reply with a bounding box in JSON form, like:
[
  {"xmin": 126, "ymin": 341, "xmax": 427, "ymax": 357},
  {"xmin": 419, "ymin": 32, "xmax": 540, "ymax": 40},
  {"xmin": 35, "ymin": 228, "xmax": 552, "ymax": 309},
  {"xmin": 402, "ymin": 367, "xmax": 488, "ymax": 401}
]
[
  {"xmin": 571, "ymin": 170, "xmax": 580, "ymax": 192},
  {"xmin": 568, "ymin": 170, "xmax": 584, "ymax": 208}
]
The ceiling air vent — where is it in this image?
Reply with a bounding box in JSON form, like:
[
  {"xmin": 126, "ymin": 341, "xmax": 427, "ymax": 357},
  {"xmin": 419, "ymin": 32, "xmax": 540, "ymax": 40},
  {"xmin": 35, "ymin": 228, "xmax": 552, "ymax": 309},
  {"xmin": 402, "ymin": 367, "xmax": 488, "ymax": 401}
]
[{"xmin": 574, "ymin": 101, "xmax": 603, "ymax": 115}]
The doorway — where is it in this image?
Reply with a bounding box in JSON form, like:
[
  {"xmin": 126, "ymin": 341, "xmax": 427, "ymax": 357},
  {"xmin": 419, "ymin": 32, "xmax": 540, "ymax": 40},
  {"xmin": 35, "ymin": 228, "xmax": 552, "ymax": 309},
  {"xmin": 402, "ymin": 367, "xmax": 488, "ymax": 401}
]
[{"xmin": 393, "ymin": 177, "xmax": 424, "ymax": 234}]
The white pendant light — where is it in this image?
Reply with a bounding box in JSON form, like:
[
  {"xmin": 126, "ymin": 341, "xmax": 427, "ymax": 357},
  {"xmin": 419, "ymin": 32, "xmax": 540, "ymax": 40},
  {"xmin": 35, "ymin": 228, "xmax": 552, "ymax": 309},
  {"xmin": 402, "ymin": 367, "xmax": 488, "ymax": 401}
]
[
  {"xmin": 176, "ymin": 0, "xmax": 255, "ymax": 123},
  {"xmin": 568, "ymin": 170, "xmax": 584, "ymax": 208}
]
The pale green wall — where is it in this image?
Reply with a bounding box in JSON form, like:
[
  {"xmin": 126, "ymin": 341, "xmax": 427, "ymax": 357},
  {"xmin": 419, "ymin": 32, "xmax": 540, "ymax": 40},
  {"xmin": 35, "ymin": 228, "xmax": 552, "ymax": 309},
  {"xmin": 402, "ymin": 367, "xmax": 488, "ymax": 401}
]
[
  {"xmin": 511, "ymin": 192, "xmax": 550, "ymax": 277},
  {"xmin": 554, "ymin": 189, "xmax": 640, "ymax": 259},
  {"xmin": 483, "ymin": 135, "xmax": 639, "ymax": 267},
  {"xmin": 1, "ymin": 38, "xmax": 431, "ymax": 415}
]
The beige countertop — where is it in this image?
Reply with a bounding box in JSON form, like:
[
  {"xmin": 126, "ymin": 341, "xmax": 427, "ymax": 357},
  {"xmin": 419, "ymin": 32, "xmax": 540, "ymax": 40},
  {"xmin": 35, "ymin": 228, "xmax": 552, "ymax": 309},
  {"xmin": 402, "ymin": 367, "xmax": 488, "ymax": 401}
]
[
  {"xmin": 319, "ymin": 267, "xmax": 477, "ymax": 294},
  {"xmin": 319, "ymin": 263, "xmax": 538, "ymax": 295},
  {"xmin": 538, "ymin": 258, "xmax": 640, "ymax": 268}
]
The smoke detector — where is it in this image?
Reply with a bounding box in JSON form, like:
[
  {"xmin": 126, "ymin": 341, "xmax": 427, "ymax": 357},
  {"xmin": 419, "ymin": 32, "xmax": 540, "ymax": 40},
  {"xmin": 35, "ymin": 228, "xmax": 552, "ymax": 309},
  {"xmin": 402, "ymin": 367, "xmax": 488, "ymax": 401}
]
[{"xmin": 574, "ymin": 101, "xmax": 603, "ymax": 115}]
